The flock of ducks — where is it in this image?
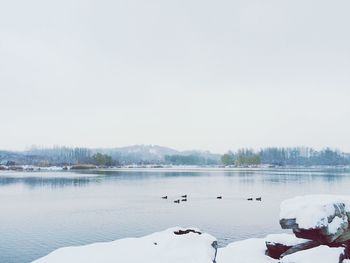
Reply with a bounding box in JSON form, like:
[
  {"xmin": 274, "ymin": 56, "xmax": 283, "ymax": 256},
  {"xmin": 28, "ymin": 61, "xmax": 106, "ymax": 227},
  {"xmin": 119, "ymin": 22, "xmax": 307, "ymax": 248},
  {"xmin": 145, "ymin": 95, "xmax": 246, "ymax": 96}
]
[
  {"xmin": 161, "ymin": 195, "xmax": 262, "ymax": 203},
  {"xmin": 248, "ymin": 197, "xmax": 262, "ymax": 201},
  {"xmin": 162, "ymin": 195, "xmax": 188, "ymax": 203}
]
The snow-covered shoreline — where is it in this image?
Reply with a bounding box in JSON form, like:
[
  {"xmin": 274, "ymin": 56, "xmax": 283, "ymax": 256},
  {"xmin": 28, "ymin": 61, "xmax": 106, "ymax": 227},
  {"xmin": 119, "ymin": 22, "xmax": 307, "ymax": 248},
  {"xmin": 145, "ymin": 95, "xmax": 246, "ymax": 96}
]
[
  {"xmin": 31, "ymin": 228, "xmax": 347, "ymax": 263},
  {"xmin": 32, "ymin": 195, "xmax": 350, "ymax": 263},
  {"xmin": 1, "ymin": 165, "xmax": 349, "ymax": 179}
]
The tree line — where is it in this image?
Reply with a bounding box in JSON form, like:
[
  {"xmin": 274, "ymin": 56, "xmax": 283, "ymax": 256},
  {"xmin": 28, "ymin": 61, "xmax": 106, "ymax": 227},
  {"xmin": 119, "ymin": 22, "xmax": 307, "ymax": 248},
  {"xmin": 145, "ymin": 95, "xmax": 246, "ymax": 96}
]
[
  {"xmin": 1, "ymin": 146, "xmax": 350, "ymax": 167},
  {"xmin": 221, "ymin": 147, "xmax": 350, "ymax": 166},
  {"xmin": 0, "ymin": 147, "xmax": 117, "ymax": 167}
]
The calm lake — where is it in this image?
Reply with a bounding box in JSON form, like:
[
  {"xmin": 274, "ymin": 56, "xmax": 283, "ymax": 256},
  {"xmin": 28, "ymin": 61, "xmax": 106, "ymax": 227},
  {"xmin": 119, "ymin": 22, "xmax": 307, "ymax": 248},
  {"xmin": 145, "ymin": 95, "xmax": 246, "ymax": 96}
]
[{"xmin": 1, "ymin": 168, "xmax": 350, "ymax": 263}]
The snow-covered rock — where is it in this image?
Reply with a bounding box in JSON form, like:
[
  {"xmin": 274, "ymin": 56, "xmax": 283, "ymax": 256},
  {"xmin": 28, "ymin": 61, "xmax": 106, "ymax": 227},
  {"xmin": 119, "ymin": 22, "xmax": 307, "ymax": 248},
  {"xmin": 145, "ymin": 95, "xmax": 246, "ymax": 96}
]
[
  {"xmin": 265, "ymin": 234, "xmax": 311, "ymax": 259},
  {"xmin": 280, "ymin": 245, "xmax": 345, "ymax": 263},
  {"xmin": 265, "ymin": 234, "xmax": 309, "ymax": 247},
  {"xmin": 280, "ymin": 195, "xmax": 350, "ymax": 243},
  {"xmin": 216, "ymin": 238, "xmax": 277, "ymax": 263},
  {"xmin": 32, "ymin": 227, "xmax": 217, "ymax": 263}
]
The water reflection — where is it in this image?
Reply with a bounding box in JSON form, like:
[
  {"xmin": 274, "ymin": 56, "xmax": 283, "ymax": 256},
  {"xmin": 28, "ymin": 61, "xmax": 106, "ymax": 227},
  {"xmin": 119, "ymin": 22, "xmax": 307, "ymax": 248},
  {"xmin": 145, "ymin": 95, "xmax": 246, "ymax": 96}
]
[
  {"xmin": 0, "ymin": 168, "xmax": 348, "ymax": 189},
  {"xmin": 0, "ymin": 175, "xmax": 96, "ymax": 188},
  {"xmin": 0, "ymin": 170, "xmax": 214, "ymax": 189}
]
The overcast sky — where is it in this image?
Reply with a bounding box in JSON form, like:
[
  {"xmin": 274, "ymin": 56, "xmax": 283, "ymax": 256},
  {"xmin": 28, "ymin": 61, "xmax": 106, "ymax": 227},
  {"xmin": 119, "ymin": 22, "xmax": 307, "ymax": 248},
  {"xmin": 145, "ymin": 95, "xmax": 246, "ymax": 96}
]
[{"xmin": 1, "ymin": 0, "xmax": 349, "ymax": 153}]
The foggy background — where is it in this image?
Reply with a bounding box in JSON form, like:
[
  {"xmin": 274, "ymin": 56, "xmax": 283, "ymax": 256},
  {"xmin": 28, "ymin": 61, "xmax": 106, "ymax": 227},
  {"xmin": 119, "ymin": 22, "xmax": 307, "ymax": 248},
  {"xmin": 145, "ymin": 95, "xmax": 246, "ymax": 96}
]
[{"xmin": 1, "ymin": 0, "xmax": 349, "ymax": 153}]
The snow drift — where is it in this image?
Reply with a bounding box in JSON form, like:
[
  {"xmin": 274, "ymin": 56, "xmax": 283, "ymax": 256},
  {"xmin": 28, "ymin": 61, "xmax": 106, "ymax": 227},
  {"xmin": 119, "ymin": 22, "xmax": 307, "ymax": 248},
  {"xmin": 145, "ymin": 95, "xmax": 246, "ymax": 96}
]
[{"xmin": 32, "ymin": 227, "xmax": 217, "ymax": 263}]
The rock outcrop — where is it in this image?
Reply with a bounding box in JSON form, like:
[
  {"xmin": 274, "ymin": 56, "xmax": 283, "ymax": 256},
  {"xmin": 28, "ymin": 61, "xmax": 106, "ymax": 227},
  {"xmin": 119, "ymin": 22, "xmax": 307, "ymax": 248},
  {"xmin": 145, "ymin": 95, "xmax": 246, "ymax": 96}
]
[
  {"xmin": 280, "ymin": 195, "xmax": 350, "ymax": 244},
  {"xmin": 265, "ymin": 234, "xmax": 312, "ymax": 259},
  {"xmin": 273, "ymin": 195, "xmax": 350, "ymax": 262},
  {"xmin": 218, "ymin": 195, "xmax": 350, "ymax": 263}
]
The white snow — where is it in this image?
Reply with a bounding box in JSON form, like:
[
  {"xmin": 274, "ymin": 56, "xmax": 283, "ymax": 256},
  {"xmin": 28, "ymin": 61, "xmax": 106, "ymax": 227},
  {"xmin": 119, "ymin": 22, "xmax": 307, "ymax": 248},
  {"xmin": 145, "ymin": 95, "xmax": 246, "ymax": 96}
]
[
  {"xmin": 31, "ymin": 225, "xmax": 350, "ymax": 263},
  {"xmin": 280, "ymin": 245, "xmax": 344, "ymax": 263},
  {"xmin": 265, "ymin": 233, "xmax": 309, "ymax": 247},
  {"xmin": 328, "ymin": 216, "xmax": 347, "ymax": 234},
  {"xmin": 217, "ymin": 236, "xmax": 349, "ymax": 263},
  {"xmin": 280, "ymin": 195, "xmax": 350, "ymax": 230},
  {"xmin": 216, "ymin": 238, "xmax": 277, "ymax": 263},
  {"xmin": 31, "ymin": 227, "xmax": 216, "ymax": 263}
]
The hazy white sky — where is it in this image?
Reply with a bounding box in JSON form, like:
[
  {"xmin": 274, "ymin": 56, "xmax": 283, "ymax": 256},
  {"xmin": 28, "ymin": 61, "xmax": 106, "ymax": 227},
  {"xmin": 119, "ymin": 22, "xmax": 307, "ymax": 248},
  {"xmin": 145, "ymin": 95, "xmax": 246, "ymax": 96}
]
[{"xmin": 1, "ymin": 0, "xmax": 350, "ymax": 153}]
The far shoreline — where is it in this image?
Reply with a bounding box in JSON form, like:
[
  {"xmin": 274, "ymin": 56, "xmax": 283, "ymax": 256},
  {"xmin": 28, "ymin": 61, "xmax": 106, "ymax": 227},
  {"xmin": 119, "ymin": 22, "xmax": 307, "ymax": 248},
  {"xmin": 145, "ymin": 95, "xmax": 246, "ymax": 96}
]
[{"xmin": 1, "ymin": 165, "xmax": 350, "ymax": 175}]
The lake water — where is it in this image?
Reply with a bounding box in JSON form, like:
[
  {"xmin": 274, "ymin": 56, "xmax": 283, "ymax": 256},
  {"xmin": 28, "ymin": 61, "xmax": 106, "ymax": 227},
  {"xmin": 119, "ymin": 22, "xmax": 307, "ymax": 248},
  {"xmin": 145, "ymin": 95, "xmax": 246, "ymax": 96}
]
[{"xmin": 1, "ymin": 168, "xmax": 350, "ymax": 263}]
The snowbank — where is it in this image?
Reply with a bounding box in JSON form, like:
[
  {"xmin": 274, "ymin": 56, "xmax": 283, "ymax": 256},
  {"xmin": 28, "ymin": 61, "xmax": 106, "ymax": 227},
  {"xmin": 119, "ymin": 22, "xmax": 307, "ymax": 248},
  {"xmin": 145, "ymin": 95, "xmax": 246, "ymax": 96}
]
[
  {"xmin": 216, "ymin": 238, "xmax": 277, "ymax": 263},
  {"xmin": 32, "ymin": 227, "xmax": 217, "ymax": 263},
  {"xmin": 217, "ymin": 235, "xmax": 346, "ymax": 263},
  {"xmin": 280, "ymin": 245, "xmax": 345, "ymax": 263}
]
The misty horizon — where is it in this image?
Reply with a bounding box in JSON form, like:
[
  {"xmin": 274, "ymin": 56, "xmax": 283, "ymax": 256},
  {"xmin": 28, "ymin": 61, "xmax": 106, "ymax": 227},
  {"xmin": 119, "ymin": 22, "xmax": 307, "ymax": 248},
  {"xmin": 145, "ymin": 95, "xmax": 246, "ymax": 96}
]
[{"xmin": 2, "ymin": 143, "xmax": 350, "ymax": 155}]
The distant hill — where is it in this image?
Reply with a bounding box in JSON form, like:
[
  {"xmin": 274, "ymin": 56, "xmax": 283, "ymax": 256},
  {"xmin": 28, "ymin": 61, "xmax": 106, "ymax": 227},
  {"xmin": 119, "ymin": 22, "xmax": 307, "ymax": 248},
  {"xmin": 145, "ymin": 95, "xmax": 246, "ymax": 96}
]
[
  {"xmin": 100, "ymin": 145, "xmax": 180, "ymax": 164},
  {"xmin": 101, "ymin": 145, "xmax": 220, "ymax": 164}
]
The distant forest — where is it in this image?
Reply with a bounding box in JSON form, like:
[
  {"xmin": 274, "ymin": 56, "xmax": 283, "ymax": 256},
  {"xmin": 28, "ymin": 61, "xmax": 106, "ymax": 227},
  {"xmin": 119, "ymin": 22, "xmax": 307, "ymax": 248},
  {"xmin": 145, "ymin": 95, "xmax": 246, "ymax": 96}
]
[
  {"xmin": 221, "ymin": 147, "xmax": 350, "ymax": 166},
  {"xmin": 0, "ymin": 145, "xmax": 221, "ymax": 166},
  {"xmin": 0, "ymin": 145, "xmax": 349, "ymax": 167}
]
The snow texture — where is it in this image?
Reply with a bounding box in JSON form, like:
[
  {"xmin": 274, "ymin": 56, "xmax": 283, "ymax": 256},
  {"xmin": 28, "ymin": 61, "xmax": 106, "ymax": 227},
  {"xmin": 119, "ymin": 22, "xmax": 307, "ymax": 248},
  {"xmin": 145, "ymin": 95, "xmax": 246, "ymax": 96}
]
[
  {"xmin": 280, "ymin": 245, "xmax": 344, "ymax": 263},
  {"xmin": 265, "ymin": 233, "xmax": 309, "ymax": 246},
  {"xmin": 32, "ymin": 227, "xmax": 217, "ymax": 263},
  {"xmin": 216, "ymin": 238, "xmax": 277, "ymax": 263}
]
